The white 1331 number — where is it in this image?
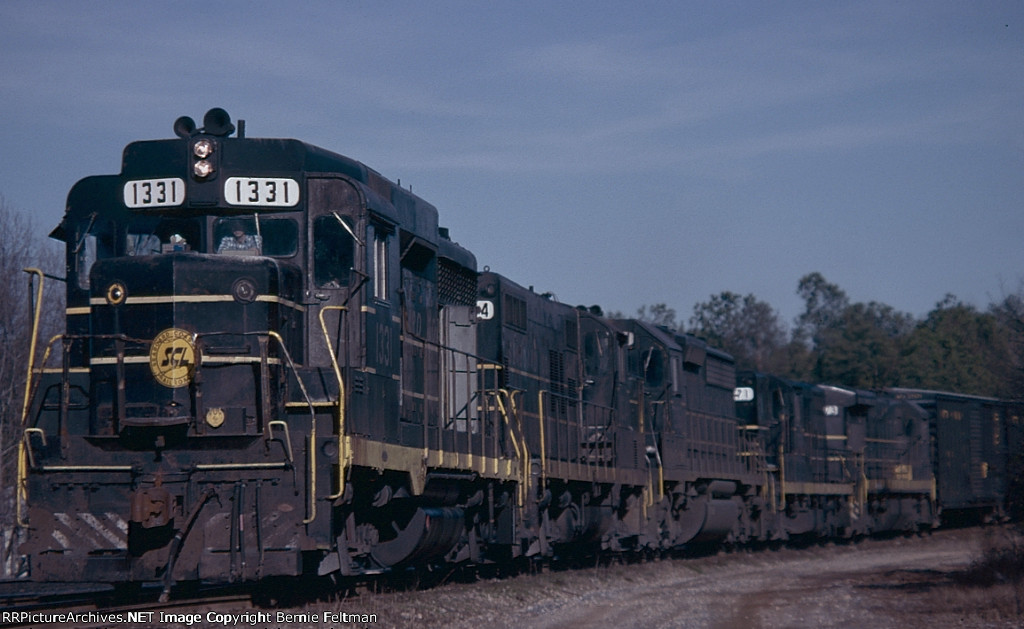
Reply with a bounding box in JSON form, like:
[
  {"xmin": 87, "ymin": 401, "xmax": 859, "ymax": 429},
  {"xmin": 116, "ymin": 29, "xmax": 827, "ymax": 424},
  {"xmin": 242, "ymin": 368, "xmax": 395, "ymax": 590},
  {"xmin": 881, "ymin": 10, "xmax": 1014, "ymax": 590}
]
[
  {"xmin": 124, "ymin": 178, "xmax": 186, "ymax": 208},
  {"xmin": 224, "ymin": 177, "xmax": 300, "ymax": 207}
]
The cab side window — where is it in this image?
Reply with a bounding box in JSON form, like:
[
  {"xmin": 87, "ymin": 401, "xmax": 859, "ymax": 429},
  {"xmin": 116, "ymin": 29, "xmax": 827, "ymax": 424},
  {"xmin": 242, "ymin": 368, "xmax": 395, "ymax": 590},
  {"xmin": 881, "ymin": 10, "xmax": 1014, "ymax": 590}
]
[
  {"xmin": 75, "ymin": 234, "xmax": 98, "ymax": 290},
  {"xmin": 314, "ymin": 214, "xmax": 355, "ymax": 287},
  {"xmin": 584, "ymin": 330, "xmax": 610, "ymax": 380},
  {"xmin": 644, "ymin": 347, "xmax": 664, "ymax": 388},
  {"xmin": 74, "ymin": 218, "xmax": 115, "ymax": 290},
  {"xmin": 370, "ymin": 223, "xmax": 390, "ymax": 300}
]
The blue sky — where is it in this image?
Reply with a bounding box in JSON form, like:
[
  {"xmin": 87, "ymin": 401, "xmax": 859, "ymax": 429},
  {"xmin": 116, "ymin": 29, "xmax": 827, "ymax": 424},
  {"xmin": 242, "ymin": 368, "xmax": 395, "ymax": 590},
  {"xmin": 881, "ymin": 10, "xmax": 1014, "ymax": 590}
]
[{"xmin": 2, "ymin": 1, "xmax": 1022, "ymax": 326}]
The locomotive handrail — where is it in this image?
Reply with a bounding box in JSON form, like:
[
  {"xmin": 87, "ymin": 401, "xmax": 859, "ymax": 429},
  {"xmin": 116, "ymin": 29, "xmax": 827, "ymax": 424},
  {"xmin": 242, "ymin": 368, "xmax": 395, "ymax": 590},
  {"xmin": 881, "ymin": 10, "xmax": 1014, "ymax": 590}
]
[
  {"xmin": 16, "ymin": 269, "xmax": 46, "ymax": 528},
  {"xmin": 17, "ymin": 333, "xmax": 140, "ymax": 525},
  {"xmin": 21, "ymin": 427, "xmax": 133, "ymax": 469},
  {"xmin": 644, "ymin": 436, "xmax": 665, "ymax": 506},
  {"xmin": 191, "ymin": 329, "xmax": 318, "ymax": 518},
  {"xmin": 541, "ymin": 389, "xmax": 620, "ymax": 481},
  {"xmin": 265, "ymin": 331, "xmax": 319, "ymax": 524},
  {"xmin": 316, "ymin": 306, "xmax": 349, "ymax": 501},
  {"xmin": 19, "ymin": 269, "xmax": 45, "ymax": 428},
  {"xmin": 856, "ymin": 456, "xmax": 868, "ymax": 518},
  {"xmin": 188, "ymin": 330, "xmax": 321, "ymax": 515},
  {"xmin": 268, "ymin": 420, "xmax": 295, "ymax": 463},
  {"xmin": 21, "ymin": 334, "xmax": 64, "ymax": 416},
  {"xmin": 494, "ymin": 389, "xmax": 527, "ymax": 506},
  {"xmin": 20, "ymin": 331, "xmax": 308, "ymax": 481},
  {"xmin": 20, "ymin": 428, "xmax": 46, "ymax": 469},
  {"xmin": 537, "ymin": 390, "xmax": 548, "ymax": 488}
]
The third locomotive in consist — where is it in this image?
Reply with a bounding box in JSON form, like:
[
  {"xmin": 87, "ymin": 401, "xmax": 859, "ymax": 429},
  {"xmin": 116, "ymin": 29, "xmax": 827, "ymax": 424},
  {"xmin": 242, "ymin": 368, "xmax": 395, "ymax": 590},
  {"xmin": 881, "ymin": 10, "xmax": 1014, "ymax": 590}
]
[{"xmin": 15, "ymin": 110, "xmax": 1023, "ymax": 593}]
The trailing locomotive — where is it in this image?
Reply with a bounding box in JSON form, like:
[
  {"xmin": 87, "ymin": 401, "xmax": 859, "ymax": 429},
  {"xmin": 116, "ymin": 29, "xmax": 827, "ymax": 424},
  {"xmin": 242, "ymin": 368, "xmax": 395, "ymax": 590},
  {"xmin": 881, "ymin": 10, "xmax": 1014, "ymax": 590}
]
[
  {"xmin": 735, "ymin": 374, "xmax": 936, "ymax": 537},
  {"xmin": 14, "ymin": 110, "xmax": 1022, "ymax": 592}
]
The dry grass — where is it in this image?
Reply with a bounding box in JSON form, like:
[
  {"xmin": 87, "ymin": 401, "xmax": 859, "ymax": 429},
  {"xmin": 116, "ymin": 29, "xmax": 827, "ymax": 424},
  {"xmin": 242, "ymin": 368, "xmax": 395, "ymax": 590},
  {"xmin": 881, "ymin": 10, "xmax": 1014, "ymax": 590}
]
[
  {"xmin": 946, "ymin": 526, "xmax": 1024, "ymax": 623},
  {"xmin": 961, "ymin": 526, "xmax": 1024, "ymax": 586},
  {"xmin": 859, "ymin": 527, "xmax": 1024, "ymax": 627}
]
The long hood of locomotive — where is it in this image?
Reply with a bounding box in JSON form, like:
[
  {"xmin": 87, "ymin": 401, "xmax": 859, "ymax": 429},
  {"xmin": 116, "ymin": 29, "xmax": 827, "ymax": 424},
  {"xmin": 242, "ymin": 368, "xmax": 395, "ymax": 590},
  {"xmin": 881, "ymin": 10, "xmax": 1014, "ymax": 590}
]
[{"xmin": 86, "ymin": 252, "xmax": 303, "ymax": 429}]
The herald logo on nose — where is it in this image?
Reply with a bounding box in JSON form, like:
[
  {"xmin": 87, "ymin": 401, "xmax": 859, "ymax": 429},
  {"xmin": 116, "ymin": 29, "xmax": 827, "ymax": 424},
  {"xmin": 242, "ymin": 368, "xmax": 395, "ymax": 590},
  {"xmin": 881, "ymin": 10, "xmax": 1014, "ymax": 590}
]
[{"xmin": 149, "ymin": 328, "xmax": 196, "ymax": 388}]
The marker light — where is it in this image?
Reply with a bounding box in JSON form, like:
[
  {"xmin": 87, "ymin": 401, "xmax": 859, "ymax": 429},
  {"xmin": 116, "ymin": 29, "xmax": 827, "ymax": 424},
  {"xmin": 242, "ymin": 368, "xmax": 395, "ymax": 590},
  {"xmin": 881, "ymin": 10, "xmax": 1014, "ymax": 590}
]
[{"xmin": 206, "ymin": 408, "xmax": 225, "ymax": 428}]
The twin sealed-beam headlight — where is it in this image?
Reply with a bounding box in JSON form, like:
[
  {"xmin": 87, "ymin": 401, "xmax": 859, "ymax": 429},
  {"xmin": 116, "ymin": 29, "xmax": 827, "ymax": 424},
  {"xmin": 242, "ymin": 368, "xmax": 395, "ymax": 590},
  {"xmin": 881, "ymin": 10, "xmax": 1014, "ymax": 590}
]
[
  {"xmin": 193, "ymin": 139, "xmax": 214, "ymax": 159},
  {"xmin": 193, "ymin": 160, "xmax": 214, "ymax": 178},
  {"xmin": 192, "ymin": 139, "xmax": 215, "ymax": 179}
]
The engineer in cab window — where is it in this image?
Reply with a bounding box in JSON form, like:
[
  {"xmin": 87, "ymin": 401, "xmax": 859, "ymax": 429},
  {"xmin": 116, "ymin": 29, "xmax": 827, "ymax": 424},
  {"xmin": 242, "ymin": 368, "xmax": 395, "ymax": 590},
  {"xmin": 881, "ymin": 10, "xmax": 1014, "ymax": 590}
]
[{"xmin": 217, "ymin": 220, "xmax": 262, "ymax": 254}]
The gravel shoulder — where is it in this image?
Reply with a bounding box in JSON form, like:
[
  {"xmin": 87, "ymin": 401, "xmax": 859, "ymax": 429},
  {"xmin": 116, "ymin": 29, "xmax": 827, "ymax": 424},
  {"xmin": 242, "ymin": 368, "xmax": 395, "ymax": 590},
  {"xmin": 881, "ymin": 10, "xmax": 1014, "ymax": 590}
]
[{"xmin": 139, "ymin": 526, "xmax": 1022, "ymax": 629}]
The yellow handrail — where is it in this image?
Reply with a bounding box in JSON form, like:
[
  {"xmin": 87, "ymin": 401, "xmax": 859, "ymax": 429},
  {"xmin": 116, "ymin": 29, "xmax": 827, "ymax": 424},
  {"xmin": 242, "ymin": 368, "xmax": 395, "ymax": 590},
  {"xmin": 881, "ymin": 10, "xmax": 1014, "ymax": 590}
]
[
  {"xmin": 268, "ymin": 420, "xmax": 295, "ymax": 463},
  {"xmin": 495, "ymin": 389, "xmax": 528, "ymax": 506},
  {"xmin": 19, "ymin": 269, "xmax": 45, "ymax": 427},
  {"xmin": 17, "ymin": 269, "xmax": 46, "ymax": 527},
  {"xmin": 267, "ymin": 331, "xmax": 318, "ymax": 524},
  {"xmin": 317, "ymin": 306, "xmax": 349, "ymax": 500},
  {"xmin": 16, "ymin": 334, "xmax": 62, "ymax": 528}
]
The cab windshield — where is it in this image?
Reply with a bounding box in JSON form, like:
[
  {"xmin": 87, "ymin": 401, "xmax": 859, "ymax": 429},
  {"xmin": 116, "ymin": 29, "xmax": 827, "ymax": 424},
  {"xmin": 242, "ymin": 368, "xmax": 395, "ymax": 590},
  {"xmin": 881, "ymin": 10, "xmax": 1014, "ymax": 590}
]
[
  {"xmin": 122, "ymin": 216, "xmax": 298, "ymax": 258},
  {"xmin": 213, "ymin": 216, "xmax": 298, "ymax": 257},
  {"xmin": 126, "ymin": 217, "xmax": 201, "ymax": 255}
]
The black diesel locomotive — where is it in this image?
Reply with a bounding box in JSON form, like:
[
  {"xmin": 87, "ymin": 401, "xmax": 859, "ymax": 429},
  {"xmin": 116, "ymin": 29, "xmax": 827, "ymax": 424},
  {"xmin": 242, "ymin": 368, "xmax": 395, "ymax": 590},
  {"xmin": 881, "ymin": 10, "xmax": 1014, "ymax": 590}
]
[{"xmin": 15, "ymin": 110, "xmax": 1023, "ymax": 591}]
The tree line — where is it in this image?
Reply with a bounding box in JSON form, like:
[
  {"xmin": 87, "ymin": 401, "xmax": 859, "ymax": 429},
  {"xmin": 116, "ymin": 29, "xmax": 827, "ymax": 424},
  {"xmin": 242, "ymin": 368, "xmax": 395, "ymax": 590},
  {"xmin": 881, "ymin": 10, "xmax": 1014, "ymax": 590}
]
[{"xmin": 621, "ymin": 271, "xmax": 1024, "ymax": 399}]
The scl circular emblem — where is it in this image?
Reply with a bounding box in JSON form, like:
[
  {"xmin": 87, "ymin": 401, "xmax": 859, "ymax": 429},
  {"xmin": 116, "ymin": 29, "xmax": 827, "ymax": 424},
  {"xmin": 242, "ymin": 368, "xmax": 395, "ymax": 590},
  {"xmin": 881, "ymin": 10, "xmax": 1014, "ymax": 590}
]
[{"xmin": 149, "ymin": 328, "xmax": 196, "ymax": 388}]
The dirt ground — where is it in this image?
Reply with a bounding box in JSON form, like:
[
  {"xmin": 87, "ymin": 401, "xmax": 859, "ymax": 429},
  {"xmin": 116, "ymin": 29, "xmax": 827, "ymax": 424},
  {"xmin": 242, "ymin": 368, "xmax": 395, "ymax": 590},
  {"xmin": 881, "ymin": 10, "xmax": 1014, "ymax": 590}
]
[{"xmin": 288, "ymin": 526, "xmax": 1024, "ymax": 629}]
